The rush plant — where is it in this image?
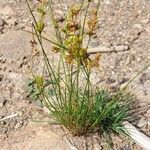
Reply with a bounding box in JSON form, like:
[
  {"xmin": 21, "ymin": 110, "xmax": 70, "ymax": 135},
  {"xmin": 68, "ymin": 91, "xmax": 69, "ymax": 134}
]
[{"xmin": 26, "ymin": 0, "xmax": 133, "ymax": 138}]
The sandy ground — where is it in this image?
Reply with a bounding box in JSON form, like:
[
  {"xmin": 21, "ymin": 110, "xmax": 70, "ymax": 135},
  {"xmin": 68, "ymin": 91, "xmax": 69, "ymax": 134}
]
[{"xmin": 0, "ymin": 0, "xmax": 150, "ymax": 149}]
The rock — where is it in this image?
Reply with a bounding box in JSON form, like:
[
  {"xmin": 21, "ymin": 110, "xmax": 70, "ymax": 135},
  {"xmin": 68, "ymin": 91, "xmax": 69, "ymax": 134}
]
[
  {"xmin": 0, "ymin": 18, "xmax": 4, "ymax": 33},
  {"xmin": 0, "ymin": 31, "xmax": 32, "ymax": 60},
  {"xmin": 1, "ymin": 124, "xmax": 75, "ymax": 150},
  {"xmin": 0, "ymin": 102, "xmax": 4, "ymax": 108},
  {"xmin": 0, "ymin": 6, "xmax": 16, "ymax": 16},
  {"xmin": 6, "ymin": 18, "xmax": 18, "ymax": 26},
  {"xmin": 134, "ymin": 24, "xmax": 143, "ymax": 32},
  {"xmin": 89, "ymin": 38, "xmax": 100, "ymax": 47},
  {"xmin": 15, "ymin": 121, "xmax": 23, "ymax": 129},
  {"xmin": 0, "ymin": 18, "xmax": 4, "ymax": 26},
  {"xmin": 140, "ymin": 72, "xmax": 150, "ymax": 84},
  {"xmin": 104, "ymin": 0, "xmax": 111, "ymax": 4},
  {"xmin": 137, "ymin": 118, "xmax": 147, "ymax": 128},
  {"xmin": 0, "ymin": 98, "xmax": 7, "ymax": 108},
  {"xmin": 121, "ymin": 144, "xmax": 131, "ymax": 150},
  {"xmin": 0, "ymin": 74, "xmax": 4, "ymax": 81},
  {"xmin": 107, "ymin": 78, "xmax": 116, "ymax": 84},
  {"xmin": 112, "ymin": 45, "xmax": 129, "ymax": 51},
  {"xmin": 136, "ymin": 57, "xmax": 141, "ymax": 62},
  {"xmin": 142, "ymin": 19, "xmax": 149, "ymax": 24},
  {"xmin": 17, "ymin": 56, "xmax": 27, "ymax": 69},
  {"xmin": 55, "ymin": 16, "xmax": 65, "ymax": 23},
  {"xmin": 0, "ymin": 58, "xmax": 6, "ymax": 63}
]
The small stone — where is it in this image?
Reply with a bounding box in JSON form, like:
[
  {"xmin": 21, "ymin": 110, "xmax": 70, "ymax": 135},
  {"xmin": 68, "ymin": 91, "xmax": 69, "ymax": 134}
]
[
  {"xmin": 121, "ymin": 144, "xmax": 131, "ymax": 150},
  {"xmin": 136, "ymin": 57, "xmax": 141, "ymax": 62},
  {"xmin": 18, "ymin": 111, "xmax": 23, "ymax": 117},
  {"xmin": 137, "ymin": 118, "xmax": 147, "ymax": 128},
  {"xmin": 112, "ymin": 45, "xmax": 129, "ymax": 51},
  {"xmin": 0, "ymin": 102, "xmax": 3, "ymax": 108},
  {"xmin": 107, "ymin": 78, "xmax": 116, "ymax": 84},
  {"xmin": 0, "ymin": 18, "xmax": 4, "ymax": 26},
  {"xmin": 0, "ymin": 58, "xmax": 6, "ymax": 63},
  {"xmin": 140, "ymin": 72, "xmax": 150, "ymax": 83},
  {"xmin": 104, "ymin": 0, "xmax": 111, "ymax": 4},
  {"xmin": 110, "ymin": 82, "xmax": 119, "ymax": 92},
  {"xmin": 0, "ymin": 6, "xmax": 16, "ymax": 16},
  {"xmin": 43, "ymin": 106, "xmax": 50, "ymax": 114},
  {"xmin": 6, "ymin": 18, "xmax": 18, "ymax": 26},
  {"xmin": 142, "ymin": 19, "xmax": 149, "ymax": 24},
  {"xmin": 90, "ymin": 38, "xmax": 100, "ymax": 47},
  {"xmin": 17, "ymin": 56, "xmax": 27, "ymax": 68},
  {"xmin": 0, "ymin": 74, "xmax": 4, "ymax": 81},
  {"xmin": 15, "ymin": 121, "xmax": 23, "ymax": 129},
  {"xmin": 111, "ymin": 71, "xmax": 115, "ymax": 75},
  {"xmin": 134, "ymin": 24, "xmax": 143, "ymax": 32},
  {"xmin": 0, "ymin": 98, "xmax": 7, "ymax": 108},
  {"xmin": 55, "ymin": 16, "xmax": 65, "ymax": 23},
  {"xmin": 128, "ymin": 68, "xmax": 132, "ymax": 71}
]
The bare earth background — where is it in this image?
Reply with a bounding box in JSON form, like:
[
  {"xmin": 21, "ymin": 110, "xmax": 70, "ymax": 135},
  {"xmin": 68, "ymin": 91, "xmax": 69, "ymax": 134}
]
[{"xmin": 0, "ymin": 0, "xmax": 150, "ymax": 149}]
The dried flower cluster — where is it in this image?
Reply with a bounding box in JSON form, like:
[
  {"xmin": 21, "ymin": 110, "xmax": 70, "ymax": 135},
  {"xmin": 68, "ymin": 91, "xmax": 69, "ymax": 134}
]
[
  {"xmin": 36, "ymin": 1, "xmax": 101, "ymax": 68},
  {"xmin": 36, "ymin": 0, "xmax": 47, "ymax": 34}
]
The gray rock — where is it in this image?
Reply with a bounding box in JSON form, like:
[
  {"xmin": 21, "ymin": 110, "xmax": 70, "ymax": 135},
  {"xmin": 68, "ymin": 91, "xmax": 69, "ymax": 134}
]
[{"xmin": 90, "ymin": 38, "xmax": 100, "ymax": 47}]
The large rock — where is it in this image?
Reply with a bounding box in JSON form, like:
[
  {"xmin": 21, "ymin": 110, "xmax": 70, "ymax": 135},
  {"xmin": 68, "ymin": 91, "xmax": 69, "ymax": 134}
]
[
  {"xmin": 0, "ymin": 31, "xmax": 32, "ymax": 60},
  {"xmin": 0, "ymin": 6, "xmax": 16, "ymax": 16},
  {"xmin": 0, "ymin": 123, "xmax": 76, "ymax": 150}
]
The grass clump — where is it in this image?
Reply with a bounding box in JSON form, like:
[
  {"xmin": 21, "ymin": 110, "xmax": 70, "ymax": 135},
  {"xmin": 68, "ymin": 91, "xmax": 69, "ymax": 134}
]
[
  {"xmin": 51, "ymin": 89, "xmax": 129, "ymax": 136},
  {"xmin": 26, "ymin": 0, "xmax": 131, "ymax": 138}
]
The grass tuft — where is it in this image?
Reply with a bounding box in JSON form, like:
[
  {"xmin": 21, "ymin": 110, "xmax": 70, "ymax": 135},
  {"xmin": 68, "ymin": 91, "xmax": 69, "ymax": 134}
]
[{"xmin": 25, "ymin": 0, "xmax": 149, "ymax": 145}]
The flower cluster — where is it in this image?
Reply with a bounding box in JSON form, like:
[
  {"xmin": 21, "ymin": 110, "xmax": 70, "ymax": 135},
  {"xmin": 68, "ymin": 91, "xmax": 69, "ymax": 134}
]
[
  {"xmin": 87, "ymin": 10, "xmax": 98, "ymax": 36},
  {"xmin": 36, "ymin": 0, "xmax": 47, "ymax": 34},
  {"xmin": 51, "ymin": 2, "xmax": 101, "ymax": 68}
]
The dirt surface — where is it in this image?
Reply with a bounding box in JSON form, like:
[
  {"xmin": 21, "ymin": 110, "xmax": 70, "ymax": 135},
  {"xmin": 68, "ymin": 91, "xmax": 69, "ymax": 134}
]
[{"xmin": 0, "ymin": 0, "xmax": 150, "ymax": 149}]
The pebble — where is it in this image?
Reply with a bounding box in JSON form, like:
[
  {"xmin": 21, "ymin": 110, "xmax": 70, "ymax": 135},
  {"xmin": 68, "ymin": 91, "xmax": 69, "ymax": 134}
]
[
  {"xmin": 0, "ymin": 98, "xmax": 7, "ymax": 108},
  {"xmin": 17, "ymin": 56, "xmax": 27, "ymax": 68},
  {"xmin": 140, "ymin": 72, "xmax": 150, "ymax": 83},
  {"xmin": 111, "ymin": 71, "xmax": 115, "ymax": 75},
  {"xmin": 0, "ymin": 18, "xmax": 4, "ymax": 33},
  {"xmin": 0, "ymin": 6, "xmax": 16, "ymax": 16},
  {"xmin": 128, "ymin": 67, "xmax": 132, "ymax": 72},
  {"xmin": 0, "ymin": 18, "xmax": 4, "ymax": 26},
  {"xmin": 90, "ymin": 38, "xmax": 100, "ymax": 47},
  {"xmin": 107, "ymin": 78, "xmax": 116, "ymax": 84},
  {"xmin": 15, "ymin": 121, "xmax": 23, "ymax": 129},
  {"xmin": 104, "ymin": 0, "xmax": 111, "ymax": 4},
  {"xmin": 6, "ymin": 18, "xmax": 18, "ymax": 26},
  {"xmin": 142, "ymin": 19, "xmax": 149, "ymax": 24},
  {"xmin": 112, "ymin": 45, "xmax": 129, "ymax": 51},
  {"xmin": 134, "ymin": 24, "xmax": 143, "ymax": 32},
  {"xmin": 121, "ymin": 144, "xmax": 131, "ymax": 150},
  {"xmin": 55, "ymin": 16, "xmax": 65, "ymax": 23},
  {"xmin": 0, "ymin": 58, "xmax": 6, "ymax": 63},
  {"xmin": 0, "ymin": 74, "xmax": 4, "ymax": 81},
  {"xmin": 136, "ymin": 57, "xmax": 141, "ymax": 62},
  {"xmin": 137, "ymin": 118, "xmax": 147, "ymax": 128}
]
